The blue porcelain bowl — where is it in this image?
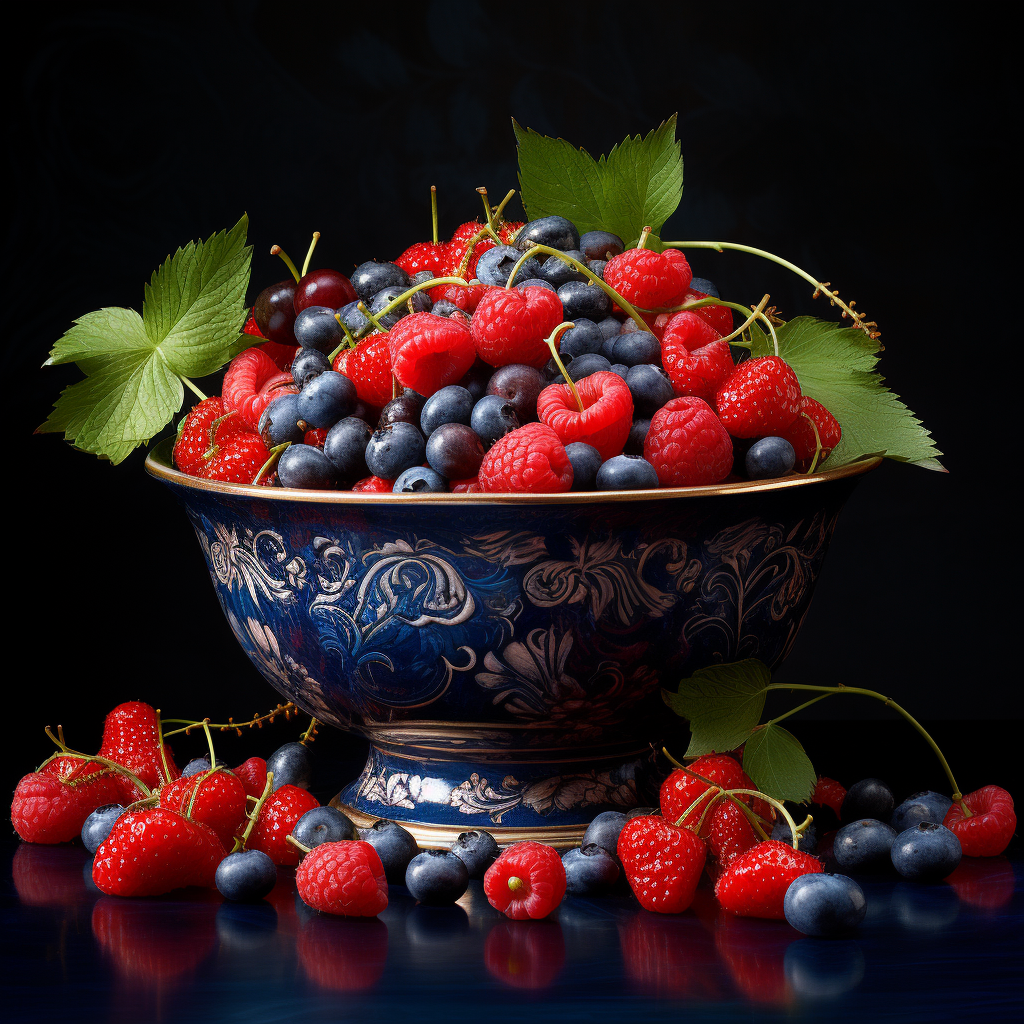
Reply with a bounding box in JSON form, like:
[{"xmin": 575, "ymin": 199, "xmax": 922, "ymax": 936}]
[{"xmin": 146, "ymin": 441, "xmax": 878, "ymax": 848}]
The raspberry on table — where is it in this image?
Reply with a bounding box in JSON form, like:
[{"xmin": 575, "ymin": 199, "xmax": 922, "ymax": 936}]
[
  {"xmin": 715, "ymin": 356, "xmax": 802, "ymax": 438},
  {"xmin": 943, "ymin": 786, "xmax": 1016, "ymax": 857},
  {"xmin": 644, "ymin": 396, "xmax": 733, "ymax": 487},
  {"xmin": 334, "ymin": 332, "xmax": 395, "ymax": 408},
  {"xmin": 296, "ymin": 840, "xmax": 389, "ymax": 917},
  {"xmin": 388, "ymin": 312, "xmax": 477, "ymax": 397},
  {"xmin": 471, "ymin": 286, "xmax": 564, "ymax": 369},
  {"xmin": 604, "ymin": 247, "xmax": 692, "ymax": 310},
  {"xmin": 537, "ymin": 370, "xmax": 634, "ymax": 459},
  {"xmin": 478, "ymin": 422, "xmax": 574, "ymax": 493},
  {"xmin": 781, "ymin": 396, "xmax": 843, "ymax": 470},
  {"xmin": 715, "ymin": 839, "xmax": 822, "ymax": 919},
  {"xmin": 617, "ymin": 815, "xmax": 706, "ymax": 914},
  {"xmin": 483, "ymin": 841, "xmax": 566, "ymax": 919}
]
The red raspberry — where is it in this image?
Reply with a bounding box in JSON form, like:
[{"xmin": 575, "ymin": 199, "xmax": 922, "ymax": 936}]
[
  {"xmin": 98, "ymin": 701, "xmax": 180, "ymax": 792},
  {"xmin": 450, "ymin": 476, "xmax": 481, "ymax": 493},
  {"xmin": 644, "ymin": 397, "xmax": 733, "ymax": 487},
  {"xmin": 483, "ymin": 841, "xmax": 566, "ymax": 920},
  {"xmin": 537, "ymin": 370, "xmax": 633, "ymax": 459},
  {"xmin": 715, "ymin": 840, "xmax": 822, "ymax": 919},
  {"xmin": 259, "ymin": 341, "xmax": 299, "ymax": 371},
  {"xmin": 661, "ymin": 312, "xmax": 735, "ymax": 401},
  {"xmin": 304, "ymin": 427, "xmax": 328, "ymax": 448},
  {"xmin": 478, "ymin": 423, "xmax": 573, "ymax": 493},
  {"xmin": 296, "ymin": 840, "xmax": 389, "ymax": 917},
  {"xmin": 715, "ymin": 356, "xmax": 802, "ymax": 438},
  {"xmin": 604, "ymin": 247, "xmax": 692, "ymax": 310},
  {"xmin": 781, "ymin": 396, "xmax": 842, "ymax": 470},
  {"xmin": 388, "ymin": 312, "xmax": 477, "ymax": 396},
  {"xmin": 92, "ymin": 807, "xmax": 225, "ymax": 897},
  {"xmin": 707, "ymin": 800, "xmax": 759, "ymax": 867},
  {"xmin": 812, "ymin": 776, "xmax": 847, "ymax": 818},
  {"xmin": 943, "ymin": 786, "xmax": 1016, "ymax": 857},
  {"xmin": 617, "ymin": 815, "xmax": 706, "ymax": 914},
  {"xmin": 222, "ymin": 348, "xmax": 299, "ymax": 432},
  {"xmin": 158, "ymin": 769, "xmax": 249, "ymax": 851},
  {"xmin": 498, "ymin": 221, "xmax": 525, "ymax": 244},
  {"xmin": 203, "ymin": 433, "xmax": 272, "ymax": 484},
  {"xmin": 394, "ymin": 241, "xmax": 446, "ymax": 277},
  {"xmin": 471, "ymin": 286, "xmax": 564, "ymax": 369},
  {"xmin": 248, "ymin": 784, "xmax": 320, "ymax": 866},
  {"xmin": 659, "ymin": 754, "xmax": 755, "ymax": 831},
  {"xmin": 334, "ymin": 332, "xmax": 394, "ymax": 408},
  {"xmin": 233, "ymin": 757, "xmax": 268, "ymax": 799},
  {"xmin": 352, "ymin": 475, "xmax": 394, "ymax": 492},
  {"xmin": 675, "ymin": 289, "xmax": 733, "ymax": 337},
  {"xmin": 428, "ymin": 281, "xmax": 486, "ymax": 312},
  {"xmin": 173, "ymin": 398, "xmax": 243, "ymax": 477}
]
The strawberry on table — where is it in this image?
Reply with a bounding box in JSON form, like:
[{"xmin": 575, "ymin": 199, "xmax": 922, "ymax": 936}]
[
  {"xmin": 98, "ymin": 701, "xmax": 179, "ymax": 792},
  {"xmin": 395, "ymin": 240, "xmax": 446, "ymax": 278},
  {"xmin": 617, "ymin": 815, "xmax": 706, "ymax": 914},
  {"xmin": 714, "ymin": 839, "xmax": 822, "ymax": 919},
  {"xmin": 248, "ymin": 784, "xmax": 320, "ymax": 866},
  {"xmin": 159, "ymin": 769, "xmax": 249, "ymax": 851}
]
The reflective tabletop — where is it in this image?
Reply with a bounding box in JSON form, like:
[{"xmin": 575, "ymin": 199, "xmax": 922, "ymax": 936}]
[{"xmin": 2, "ymin": 840, "xmax": 1020, "ymax": 1023}]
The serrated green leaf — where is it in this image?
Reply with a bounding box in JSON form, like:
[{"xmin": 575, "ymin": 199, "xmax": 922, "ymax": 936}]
[
  {"xmin": 663, "ymin": 659, "xmax": 770, "ymax": 756},
  {"xmin": 514, "ymin": 117, "xmax": 683, "ymax": 245},
  {"xmin": 747, "ymin": 317, "xmax": 941, "ymax": 468},
  {"xmin": 40, "ymin": 216, "xmax": 252, "ymax": 463},
  {"xmin": 742, "ymin": 723, "xmax": 816, "ymax": 803}
]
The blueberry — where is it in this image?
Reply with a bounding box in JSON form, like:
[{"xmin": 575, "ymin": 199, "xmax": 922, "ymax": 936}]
[
  {"xmin": 834, "ymin": 819, "xmax": 897, "ymax": 872},
  {"xmin": 745, "ymin": 437, "xmax": 796, "ymax": 480},
  {"xmin": 81, "ymin": 804, "xmax": 125, "ymax": 854},
  {"xmin": 476, "ymin": 245, "xmax": 542, "ymax": 286},
  {"xmin": 323, "ymin": 416, "xmax": 373, "ymax": 482},
  {"xmin": 890, "ymin": 791, "xmax": 953, "ymax": 833},
  {"xmin": 292, "ymin": 806, "xmax": 358, "ymax": 850},
  {"xmin": 537, "ymin": 251, "xmax": 588, "ymax": 286},
  {"xmin": 486, "ymin": 364, "xmax": 546, "ymax": 423},
  {"xmin": 410, "ymin": 270, "xmax": 435, "ymax": 287},
  {"xmin": 783, "ymin": 873, "xmax": 867, "ymax": 936},
  {"xmin": 612, "ymin": 331, "xmax": 661, "ymax": 367},
  {"xmin": 336, "ymin": 300, "xmax": 370, "ymax": 337},
  {"xmin": 471, "ymin": 395, "xmax": 520, "ymax": 447},
  {"xmin": 431, "ymin": 299, "xmax": 462, "ymax": 319},
  {"xmin": 588, "ymin": 260, "xmax": 607, "ymax": 279},
  {"xmin": 426, "ymin": 423, "xmax": 485, "ymax": 479},
  {"xmin": 515, "ymin": 277, "xmax": 557, "ymax": 293},
  {"xmin": 597, "ymin": 317, "xmax": 621, "ymax": 341},
  {"xmin": 360, "ymin": 819, "xmax": 420, "ymax": 884},
  {"xmin": 267, "ymin": 742, "xmax": 313, "ymax": 791},
  {"xmin": 292, "ymin": 305, "xmax": 342, "ymax": 356},
  {"xmin": 369, "ymin": 284, "xmax": 430, "ymax": 330},
  {"xmin": 891, "ymin": 822, "xmax": 962, "ymax": 882},
  {"xmin": 379, "ymin": 391, "xmax": 425, "ymax": 428},
  {"xmin": 405, "ymin": 850, "xmax": 469, "ymax": 905},
  {"xmin": 626, "ymin": 364, "xmax": 674, "ymax": 414},
  {"xmin": 557, "ymin": 280, "xmax": 611, "ymax": 321},
  {"xmin": 563, "ymin": 843, "xmax": 620, "ymax": 895},
  {"xmin": 420, "ymin": 385, "xmax": 474, "ymax": 435},
  {"xmin": 626, "ymin": 806, "xmax": 659, "ymax": 820},
  {"xmin": 566, "ymin": 353, "xmax": 611, "ymax": 382},
  {"xmin": 393, "ymin": 466, "xmax": 447, "ymax": 492},
  {"xmin": 772, "ymin": 820, "xmax": 818, "ymax": 853},
  {"xmin": 365, "ymin": 422, "xmax": 426, "ymax": 479},
  {"xmin": 582, "ymin": 810, "xmax": 628, "ymax": 858},
  {"xmin": 457, "ymin": 361, "xmax": 492, "ymax": 403},
  {"xmin": 291, "ymin": 347, "xmax": 332, "ymax": 388},
  {"xmin": 449, "ymin": 829, "xmax": 499, "ymax": 879},
  {"xmin": 277, "ymin": 445, "xmax": 339, "ymax": 489},
  {"xmin": 597, "ymin": 454, "xmax": 659, "ymax": 490},
  {"xmin": 624, "ymin": 418, "xmax": 651, "ymax": 456},
  {"xmin": 259, "ymin": 394, "xmax": 306, "ymax": 447},
  {"xmin": 842, "ymin": 779, "xmax": 895, "ymax": 823},
  {"xmin": 565, "ymin": 442, "xmax": 602, "ymax": 491},
  {"xmin": 600, "ymin": 333, "xmax": 620, "ymax": 360},
  {"xmin": 579, "ymin": 230, "xmax": 625, "ymax": 261},
  {"xmin": 181, "ymin": 756, "xmax": 225, "ymax": 777},
  {"xmin": 350, "ymin": 261, "xmax": 410, "ymax": 301},
  {"xmin": 557, "ymin": 319, "xmax": 604, "ymax": 359},
  {"xmin": 296, "ymin": 371, "xmax": 356, "ymax": 430},
  {"xmin": 689, "ymin": 277, "xmax": 719, "ymax": 298},
  {"xmin": 608, "ymin": 363, "xmax": 629, "ymax": 380},
  {"xmin": 215, "ymin": 850, "xmax": 278, "ymax": 902},
  {"xmin": 514, "ymin": 215, "xmax": 580, "ymax": 253}
]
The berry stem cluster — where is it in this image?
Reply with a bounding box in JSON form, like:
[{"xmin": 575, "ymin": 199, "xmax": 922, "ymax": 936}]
[
  {"xmin": 40, "ymin": 726, "xmax": 152, "ymax": 798},
  {"xmin": 160, "ymin": 702, "xmax": 298, "ymax": 740}
]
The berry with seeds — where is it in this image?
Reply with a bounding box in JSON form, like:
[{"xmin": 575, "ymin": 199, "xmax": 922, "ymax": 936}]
[
  {"xmin": 603, "ymin": 248, "xmax": 692, "ymax": 310},
  {"xmin": 296, "ymin": 371, "xmax": 357, "ymax": 430},
  {"xmin": 661, "ymin": 311, "xmax": 734, "ymax": 400},
  {"xmin": 537, "ymin": 370, "xmax": 633, "ymax": 459},
  {"xmin": 267, "ymin": 742, "xmax": 313, "ymax": 791},
  {"xmin": 514, "ymin": 215, "xmax": 580, "ymax": 253},
  {"xmin": 484, "ymin": 841, "xmax": 567, "ymax": 920},
  {"xmin": 715, "ymin": 840, "xmax": 822, "ymax": 919},
  {"xmin": 596, "ymin": 454, "xmax": 658, "ymax": 490},
  {"xmin": 98, "ymin": 701, "xmax": 179, "ymax": 792},
  {"xmin": 296, "ymin": 841, "xmax": 389, "ymax": 917},
  {"xmin": 486, "ymin": 364, "xmax": 547, "ymax": 422},
  {"xmin": 943, "ymin": 785, "xmax": 1016, "ymax": 857},
  {"xmin": 557, "ymin": 280, "xmax": 612, "ymax": 321},
  {"xmin": 557, "ymin": 319, "xmax": 604, "ymax": 358},
  {"xmin": 428, "ymin": 281, "xmax": 486, "ymax": 314},
  {"xmin": 291, "ymin": 347, "xmax": 332, "ymax": 388},
  {"xmin": 254, "ymin": 279, "xmax": 298, "ymax": 344},
  {"xmin": 323, "ymin": 417, "xmax": 373, "ymax": 483},
  {"xmin": 891, "ymin": 823, "xmax": 962, "ymax": 881},
  {"xmin": 644, "ymin": 396, "xmax": 733, "ymax": 487},
  {"xmin": 216, "ymin": 849, "xmax": 278, "ymax": 902},
  {"xmin": 476, "ymin": 245, "xmax": 542, "ymax": 286},
  {"xmin": 478, "ymin": 422, "xmax": 574, "ymax": 493},
  {"xmin": 222, "ymin": 348, "xmax": 299, "ymax": 433},
  {"xmin": 421, "ymin": 385, "xmax": 474, "ymax": 435},
  {"xmin": 173, "ymin": 398, "xmax": 244, "ymax": 476},
  {"xmin": 498, "ymin": 220, "xmax": 524, "ymax": 244},
  {"xmin": 393, "ymin": 466, "xmax": 447, "ymax": 492},
  {"xmin": 715, "ymin": 356, "xmax": 802, "ymax": 438},
  {"xmin": 426, "ymin": 423, "xmax": 485, "ymax": 479},
  {"xmin": 81, "ymin": 804, "xmax": 126, "ymax": 855},
  {"xmin": 233, "ymin": 757, "xmax": 268, "ymax": 799},
  {"xmin": 349, "ymin": 261, "xmax": 410, "ymax": 301},
  {"xmin": 334, "ymin": 332, "xmax": 394, "ymax": 408},
  {"xmin": 450, "ymin": 830, "xmax": 499, "ymax": 879},
  {"xmin": 352, "ymin": 475, "xmax": 394, "ymax": 492},
  {"xmin": 891, "ymin": 791, "xmax": 953, "ymax": 832},
  {"xmin": 294, "ymin": 268, "xmax": 357, "ymax": 313},
  {"xmin": 389, "ymin": 312, "xmax": 476, "ymax": 396},
  {"xmin": 582, "ymin": 810, "xmax": 628, "ymax": 859},
  {"xmin": 277, "ymin": 444, "xmax": 338, "ymax": 489},
  {"xmin": 564, "ymin": 441, "xmax": 602, "ymax": 491},
  {"xmin": 248, "ymin": 785, "xmax": 320, "ymax": 866},
  {"xmin": 359, "ymin": 819, "xmax": 420, "ymax": 884},
  {"xmin": 471, "ymin": 286, "xmax": 564, "ymax": 369},
  {"xmin": 293, "ymin": 306, "xmax": 344, "ymax": 355},
  {"xmin": 784, "ymin": 873, "xmax": 866, "ymax": 936},
  {"xmin": 562, "ymin": 843, "xmax": 619, "ymax": 895},
  {"xmin": 659, "ymin": 754, "xmax": 755, "ymax": 831},
  {"xmin": 471, "ymin": 395, "xmax": 520, "ymax": 447},
  {"xmin": 780, "ymin": 396, "xmax": 843, "ymax": 470},
  {"xmin": 617, "ymin": 815, "xmax": 706, "ymax": 914},
  {"xmin": 159, "ymin": 768, "xmax": 249, "ymax": 851},
  {"xmin": 745, "ymin": 436, "xmax": 796, "ymax": 480},
  {"xmin": 708, "ymin": 800, "xmax": 760, "ymax": 866},
  {"xmin": 611, "ymin": 331, "xmax": 661, "ymax": 367},
  {"xmin": 841, "ymin": 778, "xmax": 895, "ymax": 823},
  {"xmin": 291, "ymin": 806, "xmax": 359, "ymax": 851},
  {"xmin": 395, "ymin": 241, "xmax": 446, "ymax": 278},
  {"xmin": 365, "ymin": 422, "xmax": 426, "ymax": 479},
  {"xmin": 405, "ymin": 850, "xmax": 470, "ymax": 905},
  {"xmin": 579, "ymin": 230, "xmax": 625, "ymax": 261},
  {"xmin": 834, "ymin": 819, "xmax": 897, "ymax": 872},
  {"xmin": 626, "ymin": 364, "xmax": 675, "ymax": 414}
]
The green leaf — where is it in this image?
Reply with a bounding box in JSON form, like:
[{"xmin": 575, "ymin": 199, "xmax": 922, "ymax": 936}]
[
  {"xmin": 747, "ymin": 317, "xmax": 941, "ymax": 468},
  {"xmin": 40, "ymin": 216, "xmax": 252, "ymax": 463},
  {"xmin": 742, "ymin": 723, "xmax": 817, "ymax": 803},
  {"xmin": 663, "ymin": 658, "xmax": 771, "ymax": 757},
  {"xmin": 514, "ymin": 116, "xmax": 683, "ymax": 245}
]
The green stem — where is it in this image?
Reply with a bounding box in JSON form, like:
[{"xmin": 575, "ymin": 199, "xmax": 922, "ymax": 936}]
[
  {"xmin": 270, "ymin": 245, "xmax": 301, "ymax": 283},
  {"xmin": 180, "ymin": 376, "xmax": 208, "ymax": 402},
  {"xmin": 232, "ymin": 771, "xmax": 274, "ymax": 853},
  {"xmin": 155, "ymin": 709, "xmax": 174, "ymax": 785},
  {"xmin": 766, "ymin": 684, "xmax": 963, "ymax": 801},
  {"xmin": 764, "ymin": 692, "xmax": 833, "ymax": 726},
  {"xmin": 286, "ymin": 834, "xmax": 312, "ymax": 854},
  {"xmin": 430, "ymin": 185, "xmax": 438, "ymax": 245},
  {"xmin": 727, "ymin": 788, "xmax": 801, "ymax": 850},
  {"xmin": 367, "ymin": 276, "xmax": 470, "ymax": 328},
  {"xmin": 301, "ymin": 232, "xmax": 320, "ymax": 278},
  {"xmin": 252, "ymin": 442, "xmax": 290, "ymax": 486},
  {"xmin": 721, "ymin": 791, "xmax": 772, "ymax": 842},
  {"xmin": 543, "ymin": 322, "xmax": 584, "ymax": 413},
  {"xmin": 477, "ymin": 187, "xmax": 497, "ymax": 233},
  {"xmin": 329, "ymin": 314, "xmax": 357, "ymax": 361},
  {"xmin": 161, "ymin": 703, "xmax": 297, "ymax": 739},
  {"xmin": 300, "ymin": 717, "xmax": 319, "ymax": 745},
  {"xmin": 492, "ymin": 189, "xmax": 516, "ymax": 224},
  {"xmin": 43, "ymin": 727, "xmax": 152, "ymax": 798},
  {"xmin": 803, "ymin": 412, "xmax": 824, "ymax": 474}
]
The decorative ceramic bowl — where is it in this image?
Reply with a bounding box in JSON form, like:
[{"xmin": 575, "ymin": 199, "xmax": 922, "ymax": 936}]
[{"xmin": 146, "ymin": 440, "xmax": 878, "ymax": 848}]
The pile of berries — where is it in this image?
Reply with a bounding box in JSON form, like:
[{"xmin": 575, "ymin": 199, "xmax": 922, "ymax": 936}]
[
  {"xmin": 172, "ymin": 212, "xmax": 842, "ymax": 492},
  {"xmin": 11, "ymin": 705, "xmax": 1014, "ymax": 937}
]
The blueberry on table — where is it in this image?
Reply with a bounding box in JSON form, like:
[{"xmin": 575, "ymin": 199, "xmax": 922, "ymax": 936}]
[
  {"xmin": 405, "ymin": 850, "xmax": 470, "ymax": 905},
  {"xmin": 626, "ymin": 364, "xmax": 674, "ymax": 414},
  {"xmin": 890, "ymin": 791, "xmax": 953, "ymax": 832},
  {"xmin": 349, "ymin": 260, "xmax": 410, "ymax": 300},
  {"xmin": 783, "ymin": 873, "xmax": 866, "ymax": 936},
  {"xmin": 215, "ymin": 850, "xmax": 278, "ymax": 902},
  {"xmin": 582, "ymin": 810, "xmax": 628, "ymax": 857},
  {"xmin": 450, "ymin": 829, "xmax": 499, "ymax": 878},
  {"xmin": 293, "ymin": 305, "xmax": 343, "ymax": 355},
  {"xmin": 470, "ymin": 395, "xmax": 519, "ymax": 447},
  {"xmin": 291, "ymin": 806, "xmax": 358, "ymax": 850},
  {"xmin": 296, "ymin": 371, "xmax": 356, "ymax": 430},
  {"xmin": 360, "ymin": 819, "xmax": 420, "ymax": 884},
  {"xmin": 834, "ymin": 819, "xmax": 898, "ymax": 872},
  {"xmin": 364, "ymin": 422, "xmax": 426, "ymax": 479},
  {"xmin": 486, "ymin": 364, "xmax": 546, "ymax": 423},
  {"xmin": 745, "ymin": 436, "xmax": 796, "ymax": 480},
  {"xmin": 624, "ymin": 418, "xmax": 652, "ymax": 456},
  {"xmin": 514, "ymin": 215, "xmax": 581, "ymax": 253},
  {"xmin": 612, "ymin": 331, "xmax": 661, "ymax": 367},
  {"xmin": 291, "ymin": 347, "xmax": 331, "ymax": 388},
  {"xmin": 563, "ymin": 844, "xmax": 620, "ymax": 895},
  {"xmin": 579, "ymin": 230, "xmax": 625, "ymax": 261},
  {"xmin": 689, "ymin": 276, "xmax": 719, "ymax": 298},
  {"xmin": 277, "ymin": 444, "xmax": 339, "ymax": 489},
  {"xmin": 842, "ymin": 778, "xmax": 895, "ymax": 823},
  {"xmin": 565, "ymin": 441, "xmax": 602, "ymax": 491},
  {"xmin": 323, "ymin": 416, "xmax": 373, "ymax": 482},
  {"xmin": 891, "ymin": 823, "xmax": 962, "ymax": 881},
  {"xmin": 266, "ymin": 741, "xmax": 313, "ymax": 791},
  {"xmin": 596, "ymin": 454, "xmax": 659, "ymax": 490},
  {"xmin": 421, "ymin": 385, "xmax": 474, "ymax": 435},
  {"xmin": 81, "ymin": 804, "xmax": 126, "ymax": 854},
  {"xmin": 426, "ymin": 423, "xmax": 485, "ymax": 480},
  {"xmin": 557, "ymin": 280, "xmax": 612, "ymax": 321},
  {"xmin": 260, "ymin": 394, "xmax": 306, "ymax": 447},
  {"xmin": 476, "ymin": 246, "xmax": 541, "ymax": 286},
  {"xmin": 394, "ymin": 466, "xmax": 447, "ymax": 492},
  {"xmin": 557, "ymin": 319, "xmax": 604, "ymax": 359}
]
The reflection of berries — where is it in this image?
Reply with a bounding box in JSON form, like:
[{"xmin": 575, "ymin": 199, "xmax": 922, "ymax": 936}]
[
  {"xmin": 484, "ymin": 840, "xmax": 567, "ymax": 919},
  {"xmin": 478, "ymin": 423, "xmax": 574, "ymax": 493},
  {"xmin": 471, "ymin": 286, "xmax": 564, "ymax": 369},
  {"xmin": 715, "ymin": 839, "xmax": 822, "ymax": 919},
  {"xmin": 781, "ymin": 396, "xmax": 842, "ymax": 470},
  {"xmin": 715, "ymin": 356, "xmax": 802, "ymax": 438},
  {"xmin": 394, "ymin": 241, "xmax": 446, "ymax": 278},
  {"xmin": 351, "ymin": 475, "xmax": 394, "ymax": 492},
  {"xmin": 617, "ymin": 815, "xmax": 706, "ymax": 914},
  {"xmin": 388, "ymin": 312, "xmax": 477, "ymax": 396},
  {"xmin": 296, "ymin": 840, "xmax": 389, "ymax": 917},
  {"xmin": 604, "ymin": 248, "xmax": 692, "ymax": 310},
  {"xmin": 644, "ymin": 397, "xmax": 733, "ymax": 487},
  {"xmin": 537, "ymin": 370, "xmax": 633, "ymax": 459},
  {"xmin": 248, "ymin": 785, "xmax": 320, "ymax": 866},
  {"xmin": 943, "ymin": 786, "xmax": 1016, "ymax": 857},
  {"xmin": 484, "ymin": 920, "xmax": 565, "ymax": 988},
  {"xmin": 297, "ymin": 915, "xmax": 389, "ymax": 990},
  {"xmin": 333, "ymin": 332, "xmax": 394, "ymax": 408}
]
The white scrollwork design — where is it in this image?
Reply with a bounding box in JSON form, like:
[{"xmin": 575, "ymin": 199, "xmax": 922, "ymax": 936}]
[{"xmin": 201, "ymin": 523, "xmax": 307, "ymax": 605}]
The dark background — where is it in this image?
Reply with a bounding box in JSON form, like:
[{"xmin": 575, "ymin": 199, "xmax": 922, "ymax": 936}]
[{"xmin": 6, "ymin": 3, "xmax": 1019, "ymax": 803}]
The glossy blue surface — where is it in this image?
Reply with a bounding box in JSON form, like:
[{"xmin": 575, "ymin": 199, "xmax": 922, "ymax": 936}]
[{"xmin": 3, "ymin": 840, "xmax": 1020, "ymax": 1023}]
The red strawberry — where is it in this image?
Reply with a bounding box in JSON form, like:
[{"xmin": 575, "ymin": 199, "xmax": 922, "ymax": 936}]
[
  {"xmin": 659, "ymin": 754, "xmax": 754, "ymax": 831},
  {"xmin": 395, "ymin": 241, "xmax": 446, "ymax": 277},
  {"xmin": 663, "ymin": 289, "xmax": 734, "ymax": 337},
  {"xmin": 351, "ymin": 475, "xmax": 395, "ymax": 492},
  {"xmin": 451, "ymin": 220, "xmax": 486, "ymax": 245},
  {"xmin": 98, "ymin": 702, "xmax": 179, "ymax": 793},
  {"xmin": 715, "ymin": 356, "xmax": 802, "ymax": 438},
  {"xmin": 158, "ymin": 769, "xmax": 248, "ymax": 851},
  {"xmin": 388, "ymin": 312, "xmax": 477, "ymax": 396},
  {"xmin": 483, "ymin": 841, "xmax": 566, "ymax": 920},
  {"xmin": 707, "ymin": 799, "xmax": 759, "ymax": 867},
  {"xmin": 248, "ymin": 784, "xmax": 320, "ymax": 866},
  {"xmin": 471, "ymin": 285, "xmax": 564, "ymax": 369},
  {"xmin": 780, "ymin": 396, "xmax": 842, "ymax": 470},
  {"xmin": 617, "ymin": 815, "xmax": 706, "ymax": 914},
  {"xmin": 295, "ymin": 840, "xmax": 389, "ymax": 917},
  {"xmin": 943, "ymin": 786, "xmax": 1016, "ymax": 857},
  {"xmin": 604, "ymin": 248, "xmax": 692, "ymax": 310},
  {"xmin": 334, "ymin": 332, "xmax": 394, "ymax": 408},
  {"xmin": 172, "ymin": 398, "xmax": 244, "ymax": 477},
  {"xmin": 222, "ymin": 347, "xmax": 299, "ymax": 432},
  {"xmin": 234, "ymin": 757, "xmax": 268, "ymax": 798},
  {"xmin": 203, "ymin": 433, "xmax": 272, "ymax": 484},
  {"xmin": 498, "ymin": 221, "xmax": 525, "ymax": 245},
  {"xmin": 92, "ymin": 807, "xmax": 225, "ymax": 897},
  {"xmin": 714, "ymin": 839, "xmax": 822, "ymax": 919},
  {"xmin": 537, "ymin": 370, "xmax": 634, "ymax": 460},
  {"xmin": 812, "ymin": 776, "xmax": 847, "ymax": 818}
]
